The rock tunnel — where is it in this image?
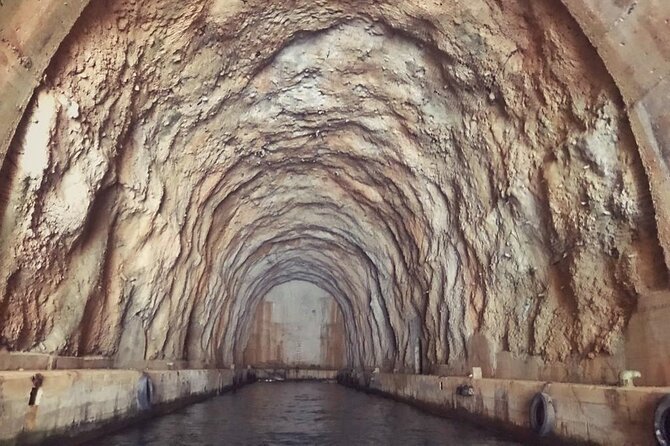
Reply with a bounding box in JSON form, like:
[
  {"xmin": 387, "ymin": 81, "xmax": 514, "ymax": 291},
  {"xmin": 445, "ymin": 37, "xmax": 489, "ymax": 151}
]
[{"xmin": 0, "ymin": 0, "xmax": 669, "ymax": 445}]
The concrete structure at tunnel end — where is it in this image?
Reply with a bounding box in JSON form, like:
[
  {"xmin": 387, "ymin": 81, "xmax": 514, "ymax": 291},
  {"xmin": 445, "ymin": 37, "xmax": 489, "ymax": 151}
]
[{"xmin": 1, "ymin": 0, "xmax": 670, "ymax": 445}]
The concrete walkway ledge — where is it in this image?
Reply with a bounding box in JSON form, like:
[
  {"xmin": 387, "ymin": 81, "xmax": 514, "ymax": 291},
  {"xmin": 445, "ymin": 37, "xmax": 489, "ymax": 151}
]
[
  {"xmin": 0, "ymin": 368, "xmax": 253, "ymax": 446},
  {"xmin": 339, "ymin": 371, "xmax": 670, "ymax": 446}
]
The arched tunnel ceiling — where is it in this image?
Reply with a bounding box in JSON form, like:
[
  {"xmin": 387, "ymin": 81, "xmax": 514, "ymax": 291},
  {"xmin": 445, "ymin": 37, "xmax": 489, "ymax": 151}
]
[{"xmin": 0, "ymin": 0, "xmax": 667, "ymax": 372}]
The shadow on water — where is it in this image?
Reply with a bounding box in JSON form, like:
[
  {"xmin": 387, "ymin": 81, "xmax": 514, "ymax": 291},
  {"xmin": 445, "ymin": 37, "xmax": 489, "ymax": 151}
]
[{"xmin": 91, "ymin": 382, "xmax": 521, "ymax": 446}]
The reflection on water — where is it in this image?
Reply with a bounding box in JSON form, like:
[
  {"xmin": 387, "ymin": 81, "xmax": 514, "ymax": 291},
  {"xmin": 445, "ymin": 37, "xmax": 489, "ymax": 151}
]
[{"xmin": 92, "ymin": 382, "xmax": 521, "ymax": 446}]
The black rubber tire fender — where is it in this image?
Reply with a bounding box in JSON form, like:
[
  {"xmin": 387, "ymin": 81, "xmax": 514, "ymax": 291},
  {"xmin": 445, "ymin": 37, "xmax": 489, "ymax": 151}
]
[
  {"xmin": 655, "ymin": 394, "xmax": 670, "ymax": 446},
  {"xmin": 529, "ymin": 392, "xmax": 556, "ymax": 437},
  {"xmin": 137, "ymin": 373, "xmax": 154, "ymax": 411}
]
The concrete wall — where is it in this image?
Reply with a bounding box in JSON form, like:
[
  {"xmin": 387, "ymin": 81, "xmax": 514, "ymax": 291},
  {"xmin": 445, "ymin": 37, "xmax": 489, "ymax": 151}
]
[
  {"xmin": 342, "ymin": 371, "xmax": 670, "ymax": 446},
  {"xmin": 243, "ymin": 281, "xmax": 346, "ymax": 369},
  {"xmin": 625, "ymin": 290, "xmax": 670, "ymax": 386},
  {"xmin": 0, "ymin": 369, "xmax": 249, "ymax": 445},
  {"xmin": 255, "ymin": 368, "xmax": 339, "ymax": 381}
]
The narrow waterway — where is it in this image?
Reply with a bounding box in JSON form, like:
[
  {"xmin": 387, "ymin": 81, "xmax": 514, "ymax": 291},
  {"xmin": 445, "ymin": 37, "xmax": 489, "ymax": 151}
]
[{"xmin": 92, "ymin": 382, "xmax": 521, "ymax": 445}]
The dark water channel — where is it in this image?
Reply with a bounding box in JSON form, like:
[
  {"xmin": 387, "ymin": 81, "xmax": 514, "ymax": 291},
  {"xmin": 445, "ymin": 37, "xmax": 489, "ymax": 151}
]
[{"xmin": 91, "ymin": 382, "xmax": 521, "ymax": 446}]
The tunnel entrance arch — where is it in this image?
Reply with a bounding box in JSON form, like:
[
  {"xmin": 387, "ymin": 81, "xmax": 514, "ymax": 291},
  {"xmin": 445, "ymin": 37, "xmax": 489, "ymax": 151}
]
[{"xmin": 0, "ymin": 0, "xmax": 668, "ymax": 388}]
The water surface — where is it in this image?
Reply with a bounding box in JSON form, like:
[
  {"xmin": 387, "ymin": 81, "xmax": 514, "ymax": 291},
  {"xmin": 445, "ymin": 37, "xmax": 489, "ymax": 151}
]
[{"xmin": 92, "ymin": 382, "xmax": 521, "ymax": 446}]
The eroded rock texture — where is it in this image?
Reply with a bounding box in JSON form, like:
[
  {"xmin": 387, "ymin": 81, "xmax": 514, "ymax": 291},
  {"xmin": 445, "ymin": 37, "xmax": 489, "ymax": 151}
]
[{"xmin": 0, "ymin": 0, "xmax": 667, "ymax": 373}]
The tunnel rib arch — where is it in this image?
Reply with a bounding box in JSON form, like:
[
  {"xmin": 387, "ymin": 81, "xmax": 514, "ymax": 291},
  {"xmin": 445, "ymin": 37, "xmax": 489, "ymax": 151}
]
[{"xmin": 0, "ymin": 0, "xmax": 668, "ymax": 386}]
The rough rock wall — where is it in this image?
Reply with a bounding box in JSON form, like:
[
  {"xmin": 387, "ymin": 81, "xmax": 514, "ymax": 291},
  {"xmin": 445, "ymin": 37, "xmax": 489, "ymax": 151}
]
[{"xmin": 0, "ymin": 0, "xmax": 667, "ymax": 377}]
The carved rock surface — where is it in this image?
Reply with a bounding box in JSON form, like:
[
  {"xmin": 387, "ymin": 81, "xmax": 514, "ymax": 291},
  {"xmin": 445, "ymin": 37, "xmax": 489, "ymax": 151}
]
[{"xmin": 0, "ymin": 0, "xmax": 667, "ymax": 373}]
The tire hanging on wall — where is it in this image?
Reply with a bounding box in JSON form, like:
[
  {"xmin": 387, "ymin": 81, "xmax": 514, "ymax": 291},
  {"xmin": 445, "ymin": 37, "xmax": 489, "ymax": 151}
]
[
  {"xmin": 137, "ymin": 373, "xmax": 154, "ymax": 411},
  {"xmin": 655, "ymin": 394, "xmax": 670, "ymax": 446},
  {"xmin": 529, "ymin": 392, "xmax": 556, "ymax": 437}
]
